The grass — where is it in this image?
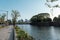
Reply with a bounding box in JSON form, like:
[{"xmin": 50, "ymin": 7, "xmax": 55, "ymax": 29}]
[
  {"xmin": 15, "ymin": 26, "xmax": 34, "ymax": 40},
  {"xmin": 0, "ymin": 26, "xmax": 5, "ymax": 29}
]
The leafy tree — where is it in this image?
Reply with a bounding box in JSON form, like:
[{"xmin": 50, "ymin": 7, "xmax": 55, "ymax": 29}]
[
  {"xmin": 25, "ymin": 19, "xmax": 28, "ymax": 22},
  {"xmin": 30, "ymin": 15, "xmax": 37, "ymax": 23},
  {"xmin": 18, "ymin": 20, "xmax": 21, "ymax": 24},
  {"xmin": 43, "ymin": 18, "xmax": 52, "ymax": 22},
  {"xmin": 11, "ymin": 10, "xmax": 20, "ymax": 26},
  {"xmin": 30, "ymin": 13, "xmax": 50, "ymax": 23},
  {"xmin": 46, "ymin": 0, "xmax": 58, "ymax": 2},
  {"xmin": 57, "ymin": 15, "xmax": 60, "ymax": 22},
  {"xmin": 58, "ymin": 15, "xmax": 60, "ymax": 18},
  {"xmin": 20, "ymin": 19, "xmax": 24, "ymax": 22},
  {"xmin": 53, "ymin": 17, "xmax": 58, "ymax": 22},
  {"xmin": 38, "ymin": 13, "xmax": 50, "ymax": 19},
  {"xmin": 7, "ymin": 20, "xmax": 12, "ymax": 24},
  {"xmin": 45, "ymin": 0, "xmax": 59, "ymax": 19},
  {"xmin": 1, "ymin": 13, "xmax": 6, "ymax": 24},
  {"xmin": 53, "ymin": 15, "xmax": 60, "ymax": 23}
]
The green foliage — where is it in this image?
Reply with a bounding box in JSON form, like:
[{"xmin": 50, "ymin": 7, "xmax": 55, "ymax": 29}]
[
  {"xmin": 53, "ymin": 5, "xmax": 60, "ymax": 8},
  {"xmin": 0, "ymin": 13, "xmax": 6, "ymax": 24},
  {"xmin": 46, "ymin": 0, "xmax": 58, "ymax": 2},
  {"xmin": 53, "ymin": 17, "xmax": 58, "ymax": 22},
  {"xmin": 11, "ymin": 10, "xmax": 20, "ymax": 19},
  {"xmin": 39, "ymin": 13, "xmax": 50, "ymax": 18},
  {"xmin": 15, "ymin": 26, "xmax": 34, "ymax": 40},
  {"xmin": 58, "ymin": 15, "xmax": 60, "ymax": 18},
  {"xmin": 46, "ymin": 0, "xmax": 59, "ymax": 8},
  {"xmin": 30, "ymin": 15, "xmax": 37, "ymax": 22},
  {"xmin": 53, "ymin": 15, "xmax": 60, "ymax": 23},
  {"xmin": 43, "ymin": 18, "xmax": 52, "ymax": 22},
  {"xmin": 30, "ymin": 13, "xmax": 51, "ymax": 23},
  {"xmin": 11, "ymin": 10, "xmax": 20, "ymax": 26}
]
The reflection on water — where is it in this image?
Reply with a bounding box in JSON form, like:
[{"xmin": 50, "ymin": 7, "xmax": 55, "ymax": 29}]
[
  {"xmin": 50, "ymin": 26, "xmax": 56, "ymax": 40},
  {"xmin": 18, "ymin": 24, "xmax": 60, "ymax": 40}
]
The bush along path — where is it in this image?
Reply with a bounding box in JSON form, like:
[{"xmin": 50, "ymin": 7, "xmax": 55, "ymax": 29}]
[{"xmin": 15, "ymin": 26, "xmax": 34, "ymax": 40}]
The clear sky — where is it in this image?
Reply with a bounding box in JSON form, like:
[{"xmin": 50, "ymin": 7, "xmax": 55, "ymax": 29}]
[{"xmin": 0, "ymin": 0, "xmax": 60, "ymax": 20}]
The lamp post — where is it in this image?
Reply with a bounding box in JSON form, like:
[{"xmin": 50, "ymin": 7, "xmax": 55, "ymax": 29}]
[
  {"xmin": 6, "ymin": 11, "xmax": 8, "ymax": 21},
  {"xmin": 6, "ymin": 11, "xmax": 8, "ymax": 25}
]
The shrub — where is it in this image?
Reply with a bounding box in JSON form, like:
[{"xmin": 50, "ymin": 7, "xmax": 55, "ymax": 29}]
[{"xmin": 15, "ymin": 26, "xmax": 34, "ymax": 40}]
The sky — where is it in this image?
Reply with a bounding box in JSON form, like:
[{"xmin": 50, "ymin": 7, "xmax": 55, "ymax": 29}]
[{"xmin": 0, "ymin": 0, "xmax": 60, "ymax": 20}]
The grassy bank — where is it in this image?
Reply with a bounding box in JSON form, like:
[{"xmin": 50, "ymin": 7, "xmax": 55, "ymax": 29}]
[
  {"xmin": 0, "ymin": 26, "xmax": 6, "ymax": 29},
  {"xmin": 15, "ymin": 26, "xmax": 34, "ymax": 40}
]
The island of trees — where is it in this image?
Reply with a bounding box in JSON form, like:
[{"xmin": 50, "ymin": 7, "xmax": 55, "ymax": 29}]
[{"xmin": 30, "ymin": 13, "xmax": 60, "ymax": 26}]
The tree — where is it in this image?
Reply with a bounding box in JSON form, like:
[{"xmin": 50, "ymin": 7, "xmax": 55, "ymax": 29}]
[
  {"xmin": 11, "ymin": 10, "xmax": 20, "ymax": 26},
  {"xmin": 57, "ymin": 15, "xmax": 60, "ymax": 22},
  {"xmin": 45, "ymin": 0, "xmax": 59, "ymax": 19},
  {"xmin": 6, "ymin": 20, "xmax": 12, "ymax": 24},
  {"xmin": 53, "ymin": 17, "xmax": 58, "ymax": 22},
  {"xmin": 20, "ymin": 19, "xmax": 24, "ymax": 22},
  {"xmin": 58, "ymin": 15, "xmax": 60, "ymax": 18},
  {"xmin": 43, "ymin": 18, "xmax": 52, "ymax": 22},
  {"xmin": 1, "ymin": 13, "xmax": 6, "ymax": 24},
  {"xmin": 18, "ymin": 19, "xmax": 24, "ymax": 24},
  {"xmin": 30, "ymin": 15, "xmax": 37, "ymax": 23},
  {"xmin": 46, "ymin": 0, "xmax": 58, "ymax": 2},
  {"xmin": 18, "ymin": 20, "xmax": 21, "ymax": 24},
  {"xmin": 30, "ymin": 13, "xmax": 50, "ymax": 23},
  {"xmin": 38, "ymin": 13, "xmax": 50, "ymax": 18},
  {"xmin": 25, "ymin": 19, "xmax": 28, "ymax": 22}
]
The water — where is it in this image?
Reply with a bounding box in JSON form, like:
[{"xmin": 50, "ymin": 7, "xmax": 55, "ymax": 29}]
[{"xmin": 18, "ymin": 24, "xmax": 60, "ymax": 40}]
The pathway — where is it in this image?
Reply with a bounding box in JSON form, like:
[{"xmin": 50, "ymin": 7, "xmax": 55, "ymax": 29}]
[{"xmin": 0, "ymin": 26, "xmax": 13, "ymax": 40}]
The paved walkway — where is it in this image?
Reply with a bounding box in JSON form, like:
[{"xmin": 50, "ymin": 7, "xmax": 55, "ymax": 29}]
[{"xmin": 0, "ymin": 26, "xmax": 13, "ymax": 40}]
